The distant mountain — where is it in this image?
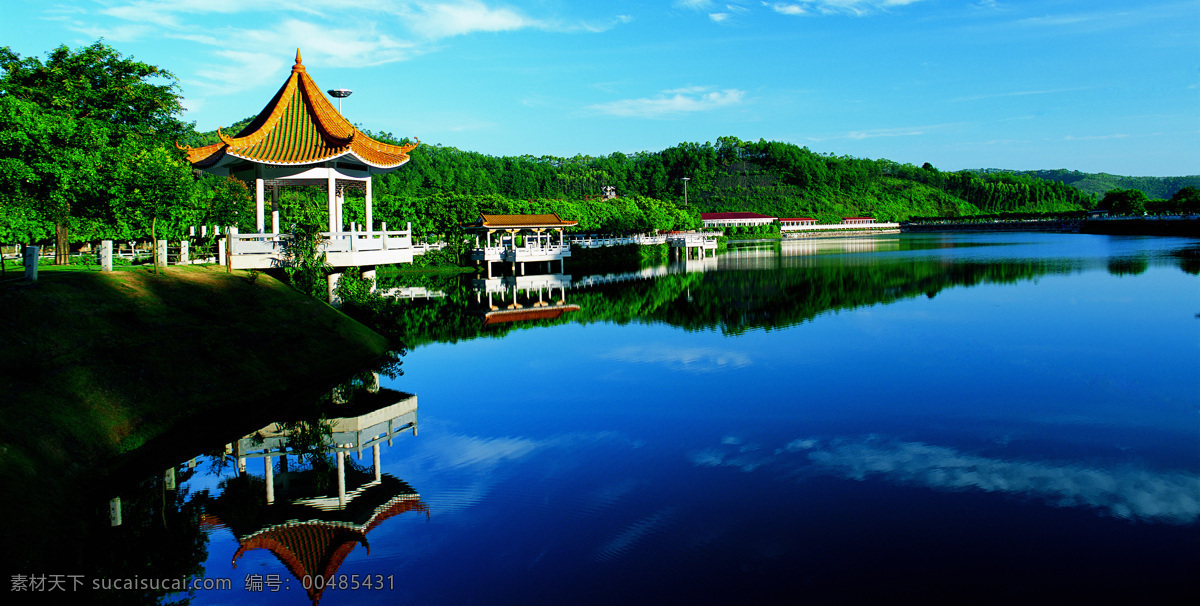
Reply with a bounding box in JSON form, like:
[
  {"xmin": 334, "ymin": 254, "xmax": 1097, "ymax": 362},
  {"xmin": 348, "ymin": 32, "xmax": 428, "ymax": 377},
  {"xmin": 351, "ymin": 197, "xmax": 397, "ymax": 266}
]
[{"xmin": 972, "ymin": 169, "xmax": 1200, "ymax": 200}]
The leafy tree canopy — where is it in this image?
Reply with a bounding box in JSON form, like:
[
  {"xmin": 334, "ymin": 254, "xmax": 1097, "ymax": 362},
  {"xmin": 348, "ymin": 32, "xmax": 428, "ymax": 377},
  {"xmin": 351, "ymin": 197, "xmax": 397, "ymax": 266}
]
[{"xmin": 0, "ymin": 40, "xmax": 187, "ymax": 141}]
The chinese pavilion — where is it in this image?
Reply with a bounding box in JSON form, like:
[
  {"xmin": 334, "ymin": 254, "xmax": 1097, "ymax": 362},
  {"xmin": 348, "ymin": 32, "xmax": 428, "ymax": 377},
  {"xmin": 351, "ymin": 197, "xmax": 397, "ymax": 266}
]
[{"xmin": 178, "ymin": 50, "xmax": 420, "ymax": 269}]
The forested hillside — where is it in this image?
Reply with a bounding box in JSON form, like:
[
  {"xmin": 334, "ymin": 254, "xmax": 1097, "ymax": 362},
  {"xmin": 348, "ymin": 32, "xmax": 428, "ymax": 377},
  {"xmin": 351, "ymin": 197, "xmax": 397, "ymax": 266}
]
[
  {"xmin": 990, "ymin": 169, "xmax": 1199, "ymax": 201},
  {"xmin": 353, "ymin": 134, "xmax": 1097, "ymax": 233}
]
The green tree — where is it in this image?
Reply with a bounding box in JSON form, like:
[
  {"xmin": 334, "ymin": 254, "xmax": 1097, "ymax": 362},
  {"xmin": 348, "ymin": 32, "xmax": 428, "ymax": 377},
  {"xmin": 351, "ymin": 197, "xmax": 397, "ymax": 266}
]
[
  {"xmin": 0, "ymin": 96, "xmax": 110, "ymax": 264},
  {"xmin": 1169, "ymin": 186, "xmax": 1200, "ymax": 214},
  {"xmin": 109, "ymin": 143, "xmax": 195, "ymax": 272},
  {"xmin": 0, "ymin": 41, "xmax": 188, "ymax": 263},
  {"xmin": 0, "ymin": 41, "xmax": 186, "ymax": 141},
  {"xmin": 1100, "ymin": 188, "xmax": 1149, "ymax": 215}
]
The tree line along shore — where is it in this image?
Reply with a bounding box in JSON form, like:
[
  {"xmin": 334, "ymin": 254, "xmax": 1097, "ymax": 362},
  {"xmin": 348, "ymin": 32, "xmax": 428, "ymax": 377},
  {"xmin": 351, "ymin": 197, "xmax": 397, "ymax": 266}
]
[{"xmin": 4, "ymin": 41, "xmax": 1199, "ymax": 268}]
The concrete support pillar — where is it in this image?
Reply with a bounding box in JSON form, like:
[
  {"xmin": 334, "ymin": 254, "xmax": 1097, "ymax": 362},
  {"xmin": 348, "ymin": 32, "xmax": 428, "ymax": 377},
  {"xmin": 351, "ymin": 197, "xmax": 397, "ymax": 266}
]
[
  {"xmin": 179, "ymin": 240, "xmax": 189, "ymax": 265},
  {"xmin": 373, "ymin": 443, "xmax": 381, "ymax": 482},
  {"xmin": 363, "ymin": 266, "xmax": 376, "ymax": 293},
  {"xmin": 271, "ymin": 185, "xmax": 279, "ymax": 235},
  {"xmin": 218, "ymin": 238, "xmax": 227, "ymax": 267},
  {"xmin": 327, "ymin": 174, "xmax": 337, "ymax": 234},
  {"xmin": 110, "ymin": 497, "xmax": 122, "ymax": 527},
  {"xmin": 336, "ymin": 187, "xmax": 345, "ymax": 237},
  {"xmin": 327, "ymin": 272, "xmax": 342, "ymax": 307},
  {"xmin": 155, "ymin": 240, "xmax": 168, "ymax": 267},
  {"xmin": 365, "ymin": 177, "xmax": 374, "ymax": 234},
  {"xmin": 336, "ymin": 451, "xmax": 346, "ymax": 509},
  {"xmin": 264, "ymin": 455, "xmax": 274, "ymax": 505},
  {"xmin": 100, "ymin": 240, "xmax": 113, "ymax": 272},
  {"xmin": 23, "ymin": 246, "xmax": 38, "ymax": 281},
  {"xmin": 255, "ymin": 176, "xmax": 265, "ymax": 233}
]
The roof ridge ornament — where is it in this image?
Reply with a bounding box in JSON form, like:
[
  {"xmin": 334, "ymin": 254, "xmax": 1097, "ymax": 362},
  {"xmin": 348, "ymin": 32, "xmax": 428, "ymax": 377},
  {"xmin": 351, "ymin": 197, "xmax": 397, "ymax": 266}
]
[{"xmin": 293, "ymin": 48, "xmax": 305, "ymax": 73}]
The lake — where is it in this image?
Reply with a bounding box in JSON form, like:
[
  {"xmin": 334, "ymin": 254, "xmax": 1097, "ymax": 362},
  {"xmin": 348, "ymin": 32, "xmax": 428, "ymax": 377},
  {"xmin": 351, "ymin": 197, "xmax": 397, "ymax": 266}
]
[{"xmin": 78, "ymin": 233, "xmax": 1200, "ymax": 604}]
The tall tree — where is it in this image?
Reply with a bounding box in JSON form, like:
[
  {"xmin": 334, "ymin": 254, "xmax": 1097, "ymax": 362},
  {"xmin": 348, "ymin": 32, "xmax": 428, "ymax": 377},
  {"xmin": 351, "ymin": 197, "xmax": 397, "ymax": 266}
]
[
  {"xmin": 0, "ymin": 96, "xmax": 110, "ymax": 264},
  {"xmin": 0, "ymin": 41, "xmax": 185, "ymax": 141},
  {"xmin": 0, "ymin": 41, "xmax": 188, "ymax": 263}
]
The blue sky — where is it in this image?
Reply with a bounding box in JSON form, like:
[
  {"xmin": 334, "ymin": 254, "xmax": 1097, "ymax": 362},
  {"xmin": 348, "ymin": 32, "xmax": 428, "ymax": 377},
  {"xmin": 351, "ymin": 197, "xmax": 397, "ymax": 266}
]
[{"xmin": 2, "ymin": 1, "xmax": 1197, "ymax": 176}]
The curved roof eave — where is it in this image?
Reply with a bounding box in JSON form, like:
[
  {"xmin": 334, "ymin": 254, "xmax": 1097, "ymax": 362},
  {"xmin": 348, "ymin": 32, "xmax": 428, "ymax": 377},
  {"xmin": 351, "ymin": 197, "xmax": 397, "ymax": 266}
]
[{"xmin": 216, "ymin": 148, "xmax": 410, "ymax": 171}]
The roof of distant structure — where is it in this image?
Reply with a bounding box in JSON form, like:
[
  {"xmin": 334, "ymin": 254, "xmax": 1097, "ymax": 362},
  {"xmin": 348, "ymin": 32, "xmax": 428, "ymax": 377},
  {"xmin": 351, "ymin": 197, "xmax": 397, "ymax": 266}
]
[
  {"xmin": 474, "ymin": 213, "xmax": 579, "ymax": 229},
  {"xmin": 483, "ymin": 304, "xmax": 581, "ymax": 325},
  {"xmin": 178, "ymin": 49, "xmax": 418, "ymax": 171},
  {"xmin": 700, "ymin": 212, "xmax": 777, "ymax": 221},
  {"xmin": 210, "ymin": 490, "xmax": 427, "ymax": 605},
  {"xmin": 780, "ymin": 217, "xmax": 816, "ymax": 222}
]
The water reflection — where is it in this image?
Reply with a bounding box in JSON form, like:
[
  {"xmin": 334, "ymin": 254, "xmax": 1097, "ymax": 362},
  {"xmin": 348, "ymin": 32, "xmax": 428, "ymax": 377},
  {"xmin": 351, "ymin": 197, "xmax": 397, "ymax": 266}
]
[
  {"xmin": 470, "ymin": 274, "xmax": 580, "ymax": 324},
  {"xmin": 694, "ymin": 435, "xmax": 1200, "ymax": 524},
  {"xmin": 100, "ymin": 377, "xmax": 423, "ymax": 605},
  {"xmin": 379, "ymin": 233, "xmax": 1200, "ymax": 345}
]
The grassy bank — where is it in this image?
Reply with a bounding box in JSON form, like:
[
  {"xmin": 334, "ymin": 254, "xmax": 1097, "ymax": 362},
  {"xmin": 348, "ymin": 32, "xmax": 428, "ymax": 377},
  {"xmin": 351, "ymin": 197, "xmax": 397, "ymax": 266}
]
[{"xmin": 0, "ymin": 265, "xmax": 389, "ymax": 570}]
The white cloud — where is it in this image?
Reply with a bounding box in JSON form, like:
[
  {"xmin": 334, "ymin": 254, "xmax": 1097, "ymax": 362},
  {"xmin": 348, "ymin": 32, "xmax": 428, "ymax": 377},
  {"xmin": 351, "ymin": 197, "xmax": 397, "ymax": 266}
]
[
  {"xmin": 766, "ymin": 3, "xmax": 807, "ymax": 15},
  {"xmin": 805, "ymin": 122, "xmax": 965, "ymax": 142},
  {"xmin": 764, "ymin": 0, "xmax": 925, "ymax": 17},
  {"xmin": 598, "ymin": 345, "xmax": 752, "ymax": 371},
  {"xmin": 587, "ymin": 87, "xmax": 747, "ymax": 119},
  {"xmin": 676, "ymin": 0, "xmax": 717, "ymax": 9},
  {"xmin": 403, "ymin": 1, "xmax": 540, "ymax": 39},
  {"xmin": 710, "ymin": 12, "xmax": 731, "ymax": 22},
  {"xmin": 70, "ymin": 0, "xmax": 627, "ymax": 97}
]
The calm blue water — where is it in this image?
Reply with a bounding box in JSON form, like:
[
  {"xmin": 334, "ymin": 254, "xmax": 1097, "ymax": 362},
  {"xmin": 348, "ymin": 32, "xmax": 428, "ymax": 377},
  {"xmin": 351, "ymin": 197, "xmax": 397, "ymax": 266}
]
[{"xmin": 119, "ymin": 234, "xmax": 1200, "ymax": 603}]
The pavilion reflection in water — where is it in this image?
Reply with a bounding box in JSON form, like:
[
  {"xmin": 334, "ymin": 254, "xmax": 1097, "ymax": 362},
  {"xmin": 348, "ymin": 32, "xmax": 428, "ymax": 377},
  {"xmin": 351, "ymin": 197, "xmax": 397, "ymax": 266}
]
[
  {"xmin": 472, "ymin": 273, "xmax": 581, "ymax": 325},
  {"xmin": 197, "ymin": 387, "xmax": 426, "ymax": 605}
]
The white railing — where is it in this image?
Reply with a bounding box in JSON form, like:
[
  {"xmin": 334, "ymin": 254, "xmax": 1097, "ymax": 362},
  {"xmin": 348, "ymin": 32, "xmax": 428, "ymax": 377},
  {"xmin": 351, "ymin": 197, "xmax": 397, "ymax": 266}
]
[
  {"xmin": 230, "ymin": 227, "xmax": 415, "ymax": 257},
  {"xmin": 471, "ymin": 244, "xmax": 571, "ymax": 261}
]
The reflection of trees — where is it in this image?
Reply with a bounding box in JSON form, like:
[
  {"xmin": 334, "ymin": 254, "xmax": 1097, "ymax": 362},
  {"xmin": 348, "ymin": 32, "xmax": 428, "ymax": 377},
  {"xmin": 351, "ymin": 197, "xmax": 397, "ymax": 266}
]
[
  {"xmin": 1107, "ymin": 256, "xmax": 1150, "ymax": 276},
  {"xmin": 383, "ymin": 256, "xmax": 1077, "ymax": 344},
  {"xmin": 1174, "ymin": 247, "xmax": 1200, "ymax": 275},
  {"xmin": 88, "ymin": 467, "xmax": 210, "ymax": 605}
]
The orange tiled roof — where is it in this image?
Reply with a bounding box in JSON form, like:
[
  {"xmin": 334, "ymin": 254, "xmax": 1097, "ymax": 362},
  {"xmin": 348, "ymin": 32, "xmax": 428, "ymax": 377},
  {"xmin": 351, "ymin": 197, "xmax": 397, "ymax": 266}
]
[
  {"xmin": 483, "ymin": 304, "xmax": 581, "ymax": 325},
  {"xmin": 228, "ymin": 496, "xmax": 428, "ymax": 605},
  {"xmin": 179, "ymin": 50, "xmax": 418, "ymax": 170},
  {"xmin": 477, "ymin": 213, "xmax": 579, "ymax": 229}
]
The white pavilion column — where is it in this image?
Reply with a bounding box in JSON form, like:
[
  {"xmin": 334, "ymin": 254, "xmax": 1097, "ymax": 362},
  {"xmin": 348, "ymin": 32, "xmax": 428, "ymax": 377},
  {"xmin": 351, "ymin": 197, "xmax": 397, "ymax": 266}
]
[
  {"xmin": 365, "ymin": 177, "xmax": 374, "ymax": 234},
  {"xmin": 255, "ymin": 169, "xmax": 265, "ymax": 233},
  {"xmin": 271, "ymin": 185, "xmax": 279, "ymax": 234},
  {"xmin": 336, "ymin": 186, "xmax": 345, "ymax": 237},
  {"xmin": 327, "ymin": 173, "xmax": 337, "ymax": 234},
  {"xmin": 336, "ymin": 451, "xmax": 346, "ymax": 509},
  {"xmin": 264, "ymin": 455, "xmax": 274, "ymax": 504},
  {"xmin": 373, "ymin": 443, "xmax": 381, "ymax": 482}
]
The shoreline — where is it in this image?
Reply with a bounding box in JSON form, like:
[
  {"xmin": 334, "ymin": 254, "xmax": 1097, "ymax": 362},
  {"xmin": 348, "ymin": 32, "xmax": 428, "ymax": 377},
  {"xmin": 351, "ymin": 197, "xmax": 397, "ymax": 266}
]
[{"xmin": 0, "ymin": 265, "xmax": 391, "ymax": 569}]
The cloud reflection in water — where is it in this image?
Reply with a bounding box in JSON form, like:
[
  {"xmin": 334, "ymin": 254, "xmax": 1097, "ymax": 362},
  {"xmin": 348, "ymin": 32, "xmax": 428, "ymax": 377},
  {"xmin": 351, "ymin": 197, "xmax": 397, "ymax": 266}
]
[
  {"xmin": 694, "ymin": 436, "xmax": 1200, "ymax": 524},
  {"xmin": 599, "ymin": 346, "xmax": 752, "ymax": 373}
]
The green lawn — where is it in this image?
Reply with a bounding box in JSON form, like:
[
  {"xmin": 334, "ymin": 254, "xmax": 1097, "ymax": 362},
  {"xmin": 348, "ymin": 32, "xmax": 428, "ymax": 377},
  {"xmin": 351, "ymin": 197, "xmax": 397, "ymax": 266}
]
[{"xmin": 0, "ymin": 265, "xmax": 390, "ymax": 569}]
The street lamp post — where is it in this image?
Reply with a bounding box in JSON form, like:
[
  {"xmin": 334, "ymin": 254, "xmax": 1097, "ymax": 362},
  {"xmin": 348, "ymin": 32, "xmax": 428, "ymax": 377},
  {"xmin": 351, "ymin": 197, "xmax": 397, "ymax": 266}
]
[
  {"xmin": 681, "ymin": 177, "xmax": 690, "ymax": 208},
  {"xmin": 327, "ymin": 88, "xmax": 353, "ymax": 114}
]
